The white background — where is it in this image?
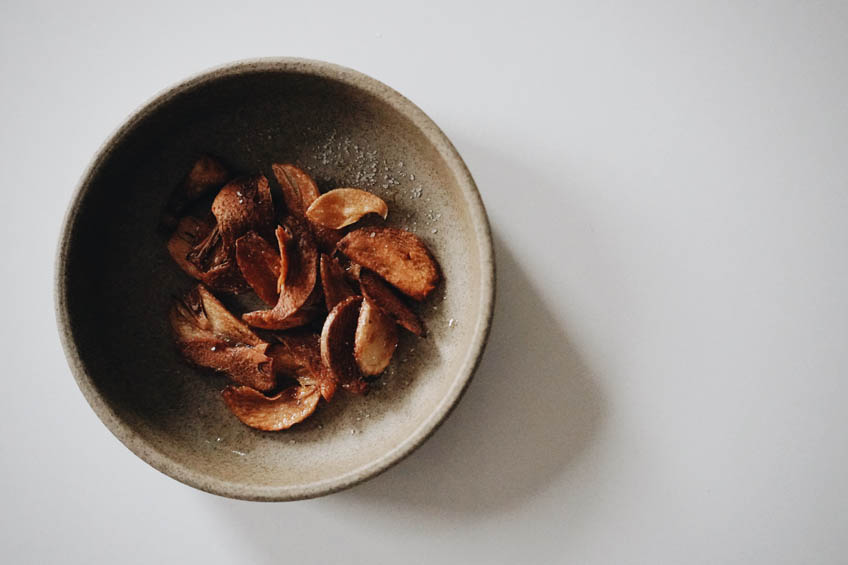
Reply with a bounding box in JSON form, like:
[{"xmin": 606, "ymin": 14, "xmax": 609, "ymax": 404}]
[{"xmin": 2, "ymin": 1, "xmax": 847, "ymax": 563}]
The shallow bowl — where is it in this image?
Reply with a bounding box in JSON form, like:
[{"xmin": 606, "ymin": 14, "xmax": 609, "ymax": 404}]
[{"xmin": 56, "ymin": 58, "xmax": 494, "ymax": 501}]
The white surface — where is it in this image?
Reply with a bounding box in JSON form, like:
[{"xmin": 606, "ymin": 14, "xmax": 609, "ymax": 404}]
[{"xmin": 2, "ymin": 1, "xmax": 848, "ymax": 563}]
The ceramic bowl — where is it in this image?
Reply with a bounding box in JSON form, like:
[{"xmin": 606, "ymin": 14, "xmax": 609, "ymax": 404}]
[{"xmin": 55, "ymin": 58, "xmax": 494, "ymax": 501}]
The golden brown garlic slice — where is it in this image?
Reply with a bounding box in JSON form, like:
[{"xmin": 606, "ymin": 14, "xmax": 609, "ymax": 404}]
[
  {"xmin": 171, "ymin": 284, "xmax": 263, "ymax": 346},
  {"xmin": 183, "ymin": 175, "xmax": 276, "ymax": 294},
  {"xmin": 320, "ymin": 254, "xmax": 357, "ymax": 312},
  {"xmin": 179, "ymin": 339, "xmax": 276, "ymax": 392},
  {"xmin": 305, "ymin": 188, "xmax": 388, "ymax": 229},
  {"xmin": 358, "ymin": 268, "xmax": 424, "ymax": 336},
  {"xmin": 167, "ymin": 216, "xmax": 212, "ymax": 280},
  {"xmin": 270, "ymin": 331, "xmax": 337, "ymax": 402},
  {"xmin": 235, "ymin": 231, "xmax": 281, "ymax": 306},
  {"xmin": 272, "ymin": 163, "xmax": 345, "ymax": 253},
  {"xmin": 272, "ymin": 163, "xmax": 321, "ymax": 217},
  {"xmin": 242, "ymin": 221, "xmax": 319, "ymax": 330},
  {"xmin": 337, "ymin": 227, "xmax": 440, "ymax": 301},
  {"xmin": 354, "ymin": 298, "xmax": 398, "ymax": 376},
  {"xmin": 320, "ymin": 296, "xmax": 366, "ymax": 394},
  {"xmin": 212, "ymin": 175, "xmax": 275, "ymax": 247},
  {"xmin": 222, "ymin": 385, "xmax": 320, "ymax": 431},
  {"xmin": 170, "ymin": 285, "xmax": 275, "ymax": 391}
]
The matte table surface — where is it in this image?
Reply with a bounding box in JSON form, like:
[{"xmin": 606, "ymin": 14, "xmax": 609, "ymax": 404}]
[{"xmin": 2, "ymin": 1, "xmax": 847, "ymax": 563}]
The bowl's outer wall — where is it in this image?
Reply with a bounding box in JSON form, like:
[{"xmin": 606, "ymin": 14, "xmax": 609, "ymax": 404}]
[{"xmin": 56, "ymin": 60, "xmax": 494, "ymax": 501}]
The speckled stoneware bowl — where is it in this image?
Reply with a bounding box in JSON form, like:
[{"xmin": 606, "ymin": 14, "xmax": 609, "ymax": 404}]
[{"xmin": 55, "ymin": 59, "xmax": 494, "ymax": 501}]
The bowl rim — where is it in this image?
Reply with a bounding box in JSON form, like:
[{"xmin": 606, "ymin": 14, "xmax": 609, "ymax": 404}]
[{"xmin": 54, "ymin": 57, "xmax": 495, "ymax": 501}]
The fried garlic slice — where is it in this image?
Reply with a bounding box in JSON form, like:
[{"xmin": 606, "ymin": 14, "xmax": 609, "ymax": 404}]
[
  {"xmin": 320, "ymin": 254, "xmax": 356, "ymax": 311},
  {"xmin": 181, "ymin": 175, "xmax": 275, "ymax": 294},
  {"xmin": 354, "ymin": 298, "xmax": 398, "ymax": 376},
  {"xmin": 222, "ymin": 385, "xmax": 320, "ymax": 431},
  {"xmin": 269, "ymin": 331, "xmax": 337, "ymax": 402},
  {"xmin": 235, "ymin": 231, "xmax": 281, "ymax": 306},
  {"xmin": 337, "ymin": 227, "xmax": 440, "ymax": 301},
  {"xmin": 167, "ymin": 216, "xmax": 212, "ymax": 280},
  {"xmin": 170, "ymin": 285, "xmax": 276, "ymax": 391},
  {"xmin": 305, "ymin": 188, "xmax": 388, "ymax": 229},
  {"xmin": 358, "ymin": 268, "xmax": 424, "ymax": 336},
  {"xmin": 243, "ymin": 221, "xmax": 319, "ymax": 330},
  {"xmin": 320, "ymin": 296, "xmax": 366, "ymax": 394},
  {"xmin": 272, "ymin": 163, "xmax": 321, "ymax": 218}
]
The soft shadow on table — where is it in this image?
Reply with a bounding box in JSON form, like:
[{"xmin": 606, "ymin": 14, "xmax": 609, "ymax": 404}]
[
  {"xmin": 336, "ymin": 231, "xmax": 605, "ymax": 515},
  {"xmin": 329, "ymin": 137, "xmax": 607, "ymax": 516}
]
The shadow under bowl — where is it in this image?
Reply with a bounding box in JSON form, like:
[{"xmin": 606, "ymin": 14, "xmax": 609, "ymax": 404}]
[{"xmin": 55, "ymin": 58, "xmax": 494, "ymax": 501}]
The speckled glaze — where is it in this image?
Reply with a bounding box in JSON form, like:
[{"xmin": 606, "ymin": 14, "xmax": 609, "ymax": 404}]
[{"xmin": 55, "ymin": 59, "xmax": 495, "ymax": 501}]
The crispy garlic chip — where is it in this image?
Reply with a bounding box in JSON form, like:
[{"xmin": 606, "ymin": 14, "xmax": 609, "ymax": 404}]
[
  {"xmin": 320, "ymin": 296, "xmax": 366, "ymax": 394},
  {"xmin": 170, "ymin": 285, "xmax": 276, "ymax": 391},
  {"xmin": 179, "ymin": 340, "xmax": 275, "ymax": 392},
  {"xmin": 211, "ymin": 175, "xmax": 275, "ymax": 247},
  {"xmin": 222, "ymin": 385, "xmax": 321, "ymax": 431},
  {"xmin": 305, "ymin": 188, "xmax": 388, "ymax": 229},
  {"xmin": 354, "ymin": 298, "xmax": 398, "ymax": 376},
  {"xmin": 320, "ymin": 254, "xmax": 357, "ymax": 311},
  {"xmin": 337, "ymin": 227, "xmax": 440, "ymax": 301},
  {"xmin": 267, "ymin": 302, "xmax": 323, "ymax": 330},
  {"xmin": 270, "ymin": 331, "xmax": 337, "ymax": 402},
  {"xmin": 235, "ymin": 231, "xmax": 281, "ymax": 306},
  {"xmin": 243, "ymin": 221, "xmax": 319, "ymax": 330},
  {"xmin": 272, "ymin": 164, "xmax": 321, "ymax": 217},
  {"xmin": 272, "ymin": 163, "xmax": 344, "ymax": 252},
  {"xmin": 358, "ymin": 268, "xmax": 424, "ymax": 336},
  {"xmin": 161, "ymin": 154, "xmax": 229, "ymax": 230},
  {"xmin": 185, "ymin": 175, "xmax": 275, "ymax": 294},
  {"xmin": 167, "ymin": 216, "xmax": 213, "ymax": 280},
  {"xmin": 184, "ymin": 225, "xmax": 244, "ymax": 292}
]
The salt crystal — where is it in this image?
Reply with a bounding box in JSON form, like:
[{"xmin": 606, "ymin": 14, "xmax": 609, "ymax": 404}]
[
  {"xmin": 432, "ymin": 228, "xmax": 438, "ymax": 234},
  {"xmin": 448, "ymin": 319, "xmax": 456, "ymax": 327},
  {"xmin": 210, "ymin": 346, "xmax": 217, "ymax": 351}
]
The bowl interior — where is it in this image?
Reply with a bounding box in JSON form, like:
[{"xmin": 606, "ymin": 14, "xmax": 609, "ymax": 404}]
[{"xmin": 59, "ymin": 62, "xmax": 492, "ymax": 500}]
